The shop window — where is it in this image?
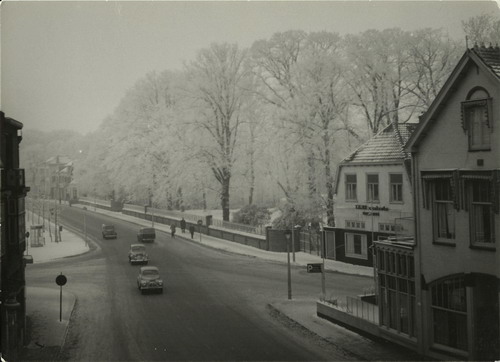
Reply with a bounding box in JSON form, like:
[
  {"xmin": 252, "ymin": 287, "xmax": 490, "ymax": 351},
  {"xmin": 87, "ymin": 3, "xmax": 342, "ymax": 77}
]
[
  {"xmin": 377, "ymin": 250, "xmax": 385, "ymax": 271},
  {"xmin": 390, "ymin": 173, "xmax": 403, "ymax": 203},
  {"xmin": 431, "ymin": 277, "xmax": 468, "ymax": 352},
  {"xmin": 378, "ymin": 250, "xmax": 416, "ymax": 337},
  {"xmin": 345, "ymin": 233, "xmax": 368, "ymax": 259},
  {"xmin": 345, "ymin": 174, "xmax": 357, "ymax": 201},
  {"xmin": 433, "ymin": 179, "xmax": 455, "ymax": 241},
  {"xmin": 367, "ymin": 174, "xmax": 379, "ymax": 202},
  {"xmin": 470, "ymin": 180, "xmax": 495, "ymax": 247}
]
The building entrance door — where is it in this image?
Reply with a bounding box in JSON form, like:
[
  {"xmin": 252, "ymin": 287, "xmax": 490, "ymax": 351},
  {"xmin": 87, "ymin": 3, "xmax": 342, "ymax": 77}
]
[{"xmin": 322, "ymin": 228, "xmax": 336, "ymax": 260}]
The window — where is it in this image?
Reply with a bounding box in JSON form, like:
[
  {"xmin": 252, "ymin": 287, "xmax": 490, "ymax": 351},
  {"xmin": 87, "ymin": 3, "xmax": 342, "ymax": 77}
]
[
  {"xmin": 345, "ymin": 233, "xmax": 368, "ymax": 259},
  {"xmin": 431, "ymin": 277, "xmax": 468, "ymax": 352},
  {"xmin": 367, "ymin": 174, "xmax": 379, "ymax": 202},
  {"xmin": 345, "ymin": 174, "xmax": 357, "ymax": 201},
  {"xmin": 470, "ymin": 180, "xmax": 495, "ymax": 246},
  {"xmin": 345, "ymin": 220, "xmax": 365, "ymax": 229},
  {"xmin": 377, "ymin": 248, "xmax": 416, "ymax": 337},
  {"xmin": 379, "ymin": 223, "xmax": 396, "ymax": 233},
  {"xmin": 390, "ymin": 174, "xmax": 403, "ymax": 203},
  {"xmin": 433, "ymin": 179, "xmax": 455, "ymax": 241},
  {"xmin": 461, "ymin": 88, "xmax": 492, "ymax": 151}
]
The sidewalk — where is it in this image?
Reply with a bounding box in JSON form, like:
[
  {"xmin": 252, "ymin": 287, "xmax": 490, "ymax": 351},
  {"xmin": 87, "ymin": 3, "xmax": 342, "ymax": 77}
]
[
  {"xmin": 24, "ymin": 204, "xmax": 417, "ymax": 360},
  {"xmin": 25, "ymin": 213, "xmax": 90, "ymax": 264},
  {"xmin": 22, "ymin": 213, "xmax": 89, "ymax": 359}
]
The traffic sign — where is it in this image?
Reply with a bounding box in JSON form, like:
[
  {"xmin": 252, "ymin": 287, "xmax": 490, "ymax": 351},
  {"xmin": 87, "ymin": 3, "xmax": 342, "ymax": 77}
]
[
  {"xmin": 307, "ymin": 263, "xmax": 322, "ymax": 273},
  {"xmin": 56, "ymin": 274, "xmax": 67, "ymax": 286}
]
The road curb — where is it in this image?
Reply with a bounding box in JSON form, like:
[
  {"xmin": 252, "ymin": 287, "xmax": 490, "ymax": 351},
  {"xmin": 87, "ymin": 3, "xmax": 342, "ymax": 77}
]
[{"xmin": 266, "ymin": 303, "xmax": 363, "ymax": 360}]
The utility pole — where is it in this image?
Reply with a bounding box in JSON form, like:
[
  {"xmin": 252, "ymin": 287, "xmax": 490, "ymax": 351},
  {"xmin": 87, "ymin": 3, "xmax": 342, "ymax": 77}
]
[
  {"xmin": 284, "ymin": 229, "xmax": 292, "ymax": 300},
  {"xmin": 83, "ymin": 213, "xmax": 87, "ymax": 247},
  {"xmin": 54, "ymin": 199, "xmax": 58, "ymax": 242}
]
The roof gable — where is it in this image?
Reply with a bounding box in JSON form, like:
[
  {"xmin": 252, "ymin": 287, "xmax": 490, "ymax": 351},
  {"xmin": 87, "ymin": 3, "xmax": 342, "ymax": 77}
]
[
  {"xmin": 341, "ymin": 122, "xmax": 414, "ymax": 165},
  {"xmin": 407, "ymin": 44, "xmax": 500, "ymax": 151},
  {"xmin": 472, "ymin": 43, "xmax": 500, "ymax": 78}
]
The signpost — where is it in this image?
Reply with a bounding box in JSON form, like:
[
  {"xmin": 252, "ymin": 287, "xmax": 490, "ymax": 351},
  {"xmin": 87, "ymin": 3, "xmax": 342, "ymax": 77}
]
[
  {"xmin": 55, "ymin": 273, "xmax": 67, "ymax": 322},
  {"xmin": 284, "ymin": 229, "xmax": 292, "ymax": 300}
]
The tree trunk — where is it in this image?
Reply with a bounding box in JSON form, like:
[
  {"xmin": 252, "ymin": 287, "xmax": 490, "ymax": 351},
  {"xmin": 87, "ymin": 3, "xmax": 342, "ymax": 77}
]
[
  {"xmin": 167, "ymin": 192, "xmax": 173, "ymax": 210},
  {"xmin": 323, "ymin": 134, "xmax": 335, "ymax": 226},
  {"xmin": 307, "ymin": 152, "xmax": 316, "ymax": 197},
  {"xmin": 221, "ymin": 174, "xmax": 230, "ymax": 221},
  {"xmin": 248, "ymin": 150, "xmax": 255, "ymax": 205}
]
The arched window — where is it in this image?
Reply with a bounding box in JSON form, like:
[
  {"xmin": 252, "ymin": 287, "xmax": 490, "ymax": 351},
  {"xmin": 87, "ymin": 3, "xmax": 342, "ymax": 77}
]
[{"xmin": 461, "ymin": 87, "xmax": 492, "ymax": 151}]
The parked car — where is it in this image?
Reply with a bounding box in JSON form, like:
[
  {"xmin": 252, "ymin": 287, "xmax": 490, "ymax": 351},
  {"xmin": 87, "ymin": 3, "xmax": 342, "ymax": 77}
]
[
  {"xmin": 128, "ymin": 244, "xmax": 148, "ymax": 265},
  {"xmin": 137, "ymin": 266, "xmax": 163, "ymax": 294},
  {"xmin": 137, "ymin": 227, "xmax": 156, "ymax": 243},
  {"xmin": 102, "ymin": 224, "xmax": 117, "ymax": 239}
]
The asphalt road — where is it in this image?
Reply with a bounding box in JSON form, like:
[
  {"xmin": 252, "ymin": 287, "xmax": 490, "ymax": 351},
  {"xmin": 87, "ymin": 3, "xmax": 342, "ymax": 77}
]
[{"xmin": 26, "ymin": 206, "xmax": 374, "ymax": 361}]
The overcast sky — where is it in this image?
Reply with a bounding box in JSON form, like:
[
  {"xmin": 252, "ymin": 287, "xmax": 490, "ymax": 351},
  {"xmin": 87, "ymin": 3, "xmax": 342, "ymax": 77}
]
[{"xmin": 1, "ymin": 1, "xmax": 499, "ymax": 135}]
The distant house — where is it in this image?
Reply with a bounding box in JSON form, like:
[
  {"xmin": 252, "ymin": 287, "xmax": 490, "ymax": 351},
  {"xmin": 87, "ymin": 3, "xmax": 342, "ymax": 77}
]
[
  {"xmin": 331, "ymin": 122, "xmax": 416, "ymax": 267},
  {"xmin": 40, "ymin": 156, "xmax": 73, "ymax": 201},
  {"xmin": 404, "ymin": 44, "xmax": 500, "ymax": 360}
]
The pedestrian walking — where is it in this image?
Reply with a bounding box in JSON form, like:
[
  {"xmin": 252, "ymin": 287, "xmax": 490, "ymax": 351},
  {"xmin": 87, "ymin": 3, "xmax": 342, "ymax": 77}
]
[
  {"xmin": 180, "ymin": 218, "xmax": 186, "ymax": 233},
  {"xmin": 170, "ymin": 224, "xmax": 176, "ymax": 238},
  {"xmin": 189, "ymin": 225, "xmax": 195, "ymax": 239}
]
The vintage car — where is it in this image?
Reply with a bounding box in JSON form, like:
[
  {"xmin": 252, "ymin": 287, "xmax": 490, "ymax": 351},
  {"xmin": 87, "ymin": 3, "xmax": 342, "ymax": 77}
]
[
  {"xmin": 137, "ymin": 227, "xmax": 156, "ymax": 243},
  {"xmin": 102, "ymin": 224, "xmax": 117, "ymax": 239},
  {"xmin": 128, "ymin": 244, "xmax": 148, "ymax": 265},
  {"xmin": 137, "ymin": 266, "xmax": 163, "ymax": 294}
]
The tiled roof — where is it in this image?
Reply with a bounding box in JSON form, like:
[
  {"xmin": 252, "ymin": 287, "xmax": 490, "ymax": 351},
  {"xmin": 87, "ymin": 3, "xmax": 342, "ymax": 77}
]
[
  {"xmin": 342, "ymin": 122, "xmax": 416, "ymax": 164},
  {"xmin": 472, "ymin": 43, "xmax": 500, "ymax": 78}
]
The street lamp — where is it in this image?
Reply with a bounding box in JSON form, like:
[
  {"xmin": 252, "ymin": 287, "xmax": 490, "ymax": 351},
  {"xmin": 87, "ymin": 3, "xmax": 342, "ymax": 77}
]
[
  {"xmin": 290, "ymin": 207, "xmax": 296, "ymax": 262},
  {"xmin": 293, "ymin": 224, "xmax": 302, "ymax": 262},
  {"xmin": 284, "ymin": 229, "xmax": 292, "ymax": 300}
]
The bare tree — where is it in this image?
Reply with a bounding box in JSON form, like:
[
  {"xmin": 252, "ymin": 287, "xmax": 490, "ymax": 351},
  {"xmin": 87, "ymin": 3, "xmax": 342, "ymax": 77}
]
[
  {"xmin": 184, "ymin": 43, "xmax": 249, "ymax": 221},
  {"xmin": 462, "ymin": 14, "xmax": 500, "ymax": 46},
  {"xmin": 406, "ymin": 29, "xmax": 461, "ymax": 109}
]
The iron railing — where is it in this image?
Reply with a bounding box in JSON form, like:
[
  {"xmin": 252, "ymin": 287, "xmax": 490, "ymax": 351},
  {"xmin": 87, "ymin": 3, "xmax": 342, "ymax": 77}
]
[
  {"xmin": 298, "ymin": 230, "xmax": 323, "ymax": 256},
  {"xmin": 345, "ymin": 296, "xmax": 379, "ymax": 324},
  {"xmin": 210, "ymin": 219, "xmax": 266, "ymax": 236}
]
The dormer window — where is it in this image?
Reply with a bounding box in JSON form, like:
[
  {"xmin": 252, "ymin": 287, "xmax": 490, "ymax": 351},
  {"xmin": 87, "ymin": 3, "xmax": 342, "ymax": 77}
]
[{"xmin": 461, "ymin": 88, "xmax": 493, "ymax": 151}]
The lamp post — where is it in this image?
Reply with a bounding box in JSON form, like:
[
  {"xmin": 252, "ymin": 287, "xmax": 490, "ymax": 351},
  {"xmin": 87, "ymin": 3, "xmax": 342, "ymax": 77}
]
[
  {"xmin": 290, "ymin": 207, "xmax": 296, "ymax": 262},
  {"xmin": 284, "ymin": 229, "xmax": 292, "ymax": 300}
]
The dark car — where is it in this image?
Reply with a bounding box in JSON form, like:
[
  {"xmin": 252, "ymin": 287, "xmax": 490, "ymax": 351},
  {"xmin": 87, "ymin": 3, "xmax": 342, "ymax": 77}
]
[
  {"xmin": 137, "ymin": 266, "xmax": 163, "ymax": 294},
  {"xmin": 137, "ymin": 227, "xmax": 155, "ymax": 243},
  {"xmin": 102, "ymin": 224, "xmax": 117, "ymax": 239},
  {"xmin": 128, "ymin": 244, "xmax": 149, "ymax": 265}
]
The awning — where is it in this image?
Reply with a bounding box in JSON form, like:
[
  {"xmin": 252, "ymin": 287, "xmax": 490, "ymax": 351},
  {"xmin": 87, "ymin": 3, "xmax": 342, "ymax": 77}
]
[
  {"xmin": 421, "ymin": 173, "xmax": 453, "ymax": 179},
  {"xmin": 460, "ymin": 174, "xmax": 493, "ymax": 180}
]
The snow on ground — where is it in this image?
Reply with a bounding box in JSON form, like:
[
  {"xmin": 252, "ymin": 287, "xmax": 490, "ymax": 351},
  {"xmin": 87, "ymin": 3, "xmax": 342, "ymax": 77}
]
[
  {"xmin": 25, "ymin": 215, "xmax": 89, "ymax": 264},
  {"xmin": 186, "ymin": 207, "xmax": 281, "ymax": 223}
]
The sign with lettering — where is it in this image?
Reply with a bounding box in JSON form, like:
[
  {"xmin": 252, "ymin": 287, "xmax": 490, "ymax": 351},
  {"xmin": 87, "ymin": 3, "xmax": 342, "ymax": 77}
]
[{"xmin": 355, "ymin": 204, "xmax": 389, "ymax": 211}]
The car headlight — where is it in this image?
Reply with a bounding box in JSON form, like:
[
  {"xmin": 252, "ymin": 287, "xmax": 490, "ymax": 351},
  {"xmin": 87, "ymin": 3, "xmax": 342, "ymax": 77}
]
[
  {"xmin": 158, "ymin": 280, "xmax": 163, "ymax": 285},
  {"xmin": 141, "ymin": 281, "xmax": 147, "ymax": 286}
]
